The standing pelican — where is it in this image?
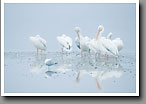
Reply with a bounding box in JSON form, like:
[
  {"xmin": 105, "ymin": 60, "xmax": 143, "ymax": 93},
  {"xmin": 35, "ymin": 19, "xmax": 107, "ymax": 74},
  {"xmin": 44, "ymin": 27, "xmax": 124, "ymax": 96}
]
[
  {"xmin": 107, "ymin": 32, "xmax": 124, "ymax": 52},
  {"xmin": 98, "ymin": 26, "xmax": 119, "ymax": 60},
  {"xmin": 88, "ymin": 25, "xmax": 118, "ymax": 63},
  {"xmin": 87, "ymin": 25, "xmax": 108, "ymax": 61},
  {"xmin": 29, "ymin": 35, "xmax": 47, "ymax": 56},
  {"xmin": 56, "ymin": 34, "xmax": 72, "ymax": 54},
  {"xmin": 74, "ymin": 27, "xmax": 91, "ymax": 56}
]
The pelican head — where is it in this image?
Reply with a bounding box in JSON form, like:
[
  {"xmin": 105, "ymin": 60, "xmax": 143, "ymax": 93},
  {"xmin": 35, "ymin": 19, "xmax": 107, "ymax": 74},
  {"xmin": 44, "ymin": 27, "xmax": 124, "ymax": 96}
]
[
  {"xmin": 36, "ymin": 34, "xmax": 40, "ymax": 37},
  {"xmin": 107, "ymin": 32, "xmax": 112, "ymax": 39},
  {"xmin": 95, "ymin": 25, "xmax": 104, "ymax": 39},
  {"xmin": 75, "ymin": 27, "xmax": 80, "ymax": 33},
  {"xmin": 98, "ymin": 25, "xmax": 104, "ymax": 32},
  {"xmin": 109, "ymin": 32, "xmax": 112, "ymax": 35},
  {"xmin": 62, "ymin": 34, "xmax": 66, "ymax": 37}
]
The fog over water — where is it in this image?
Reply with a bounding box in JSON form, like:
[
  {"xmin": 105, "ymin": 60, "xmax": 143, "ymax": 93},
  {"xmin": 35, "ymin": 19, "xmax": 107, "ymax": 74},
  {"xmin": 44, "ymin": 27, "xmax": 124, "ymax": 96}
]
[
  {"xmin": 4, "ymin": 3, "xmax": 136, "ymax": 93},
  {"xmin": 4, "ymin": 3, "xmax": 136, "ymax": 52}
]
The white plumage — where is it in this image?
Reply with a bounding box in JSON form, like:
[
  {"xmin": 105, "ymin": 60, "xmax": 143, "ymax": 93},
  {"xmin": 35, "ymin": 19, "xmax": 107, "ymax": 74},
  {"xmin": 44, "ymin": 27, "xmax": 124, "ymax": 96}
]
[
  {"xmin": 29, "ymin": 35, "xmax": 47, "ymax": 56},
  {"xmin": 112, "ymin": 38, "xmax": 123, "ymax": 51},
  {"xmin": 106, "ymin": 32, "xmax": 124, "ymax": 51},
  {"xmin": 56, "ymin": 34, "xmax": 72, "ymax": 53},
  {"xmin": 97, "ymin": 25, "xmax": 119, "ymax": 57},
  {"xmin": 74, "ymin": 27, "xmax": 90, "ymax": 54},
  {"xmin": 88, "ymin": 25, "xmax": 119, "ymax": 63},
  {"xmin": 88, "ymin": 38, "xmax": 108, "ymax": 55},
  {"xmin": 29, "ymin": 26, "xmax": 123, "ymax": 64},
  {"xmin": 87, "ymin": 25, "xmax": 107, "ymax": 55},
  {"xmin": 100, "ymin": 37, "xmax": 119, "ymax": 57}
]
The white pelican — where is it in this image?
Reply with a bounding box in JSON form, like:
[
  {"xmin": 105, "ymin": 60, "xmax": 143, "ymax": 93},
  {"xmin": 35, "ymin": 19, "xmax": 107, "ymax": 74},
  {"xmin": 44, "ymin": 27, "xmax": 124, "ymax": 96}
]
[
  {"xmin": 74, "ymin": 27, "xmax": 91, "ymax": 55},
  {"xmin": 29, "ymin": 35, "xmax": 47, "ymax": 56},
  {"xmin": 97, "ymin": 26, "xmax": 119, "ymax": 59},
  {"xmin": 88, "ymin": 25, "xmax": 119, "ymax": 62},
  {"xmin": 56, "ymin": 34, "xmax": 72, "ymax": 54},
  {"xmin": 87, "ymin": 25, "xmax": 109, "ymax": 61},
  {"xmin": 107, "ymin": 32, "xmax": 124, "ymax": 51}
]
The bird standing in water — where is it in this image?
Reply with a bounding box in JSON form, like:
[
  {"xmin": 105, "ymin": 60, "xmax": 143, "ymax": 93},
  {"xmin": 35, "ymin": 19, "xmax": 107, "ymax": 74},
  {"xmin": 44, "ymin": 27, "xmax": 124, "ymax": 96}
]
[
  {"xmin": 29, "ymin": 34, "xmax": 47, "ymax": 56},
  {"xmin": 56, "ymin": 34, "xmax": 72, "ymax": 54}
]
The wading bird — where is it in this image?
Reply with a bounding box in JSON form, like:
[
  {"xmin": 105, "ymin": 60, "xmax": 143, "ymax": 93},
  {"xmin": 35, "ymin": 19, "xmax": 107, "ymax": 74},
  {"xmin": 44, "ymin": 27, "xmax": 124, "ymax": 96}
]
[
  {"xmin": 56, "ymin": 34, "xmax": 72, "ymax": 54},
  {"xmin": 29, "ymin": 35, "xmax": 47, "ymax": 56}
]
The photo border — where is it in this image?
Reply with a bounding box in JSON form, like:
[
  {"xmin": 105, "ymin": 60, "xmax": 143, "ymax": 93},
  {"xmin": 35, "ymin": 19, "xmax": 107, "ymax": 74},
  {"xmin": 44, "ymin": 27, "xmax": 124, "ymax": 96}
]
[{"xmin": 1, "ymin": 0, "xmax": 139, "ymax": 96}]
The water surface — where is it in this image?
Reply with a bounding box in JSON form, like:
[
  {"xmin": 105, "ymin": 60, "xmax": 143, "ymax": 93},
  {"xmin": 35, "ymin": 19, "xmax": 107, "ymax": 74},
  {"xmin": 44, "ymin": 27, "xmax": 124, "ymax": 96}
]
[{"xmin": 4, "ymin": 51, "xmax": 136, "ymax": 93}]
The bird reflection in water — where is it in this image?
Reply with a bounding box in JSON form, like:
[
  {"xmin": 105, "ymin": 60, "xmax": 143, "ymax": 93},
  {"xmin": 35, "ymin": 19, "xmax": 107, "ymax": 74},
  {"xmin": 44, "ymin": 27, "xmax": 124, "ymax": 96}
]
[
  {"xmin": 44, "ymin": 59, "xmax": 72, "ymax": 78},
  {"xmin": 76, "ymin": 62, "xmax": 123, "ymax": 91},
  {"xmin": 45, "ymin": 70, "xmax": 57, "ymax": 78},
  {"xmin": 28, "ymin": 50, "xmax": 124, "ymax": 91},
  {"xmin": 29, "ymin": 53, "xmax": 47, "ymax": 74}
]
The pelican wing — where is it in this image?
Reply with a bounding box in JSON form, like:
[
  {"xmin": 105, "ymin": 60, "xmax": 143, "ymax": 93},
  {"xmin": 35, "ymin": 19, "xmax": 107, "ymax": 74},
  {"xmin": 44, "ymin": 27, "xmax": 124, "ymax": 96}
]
[
  {"xmin": 101, "ymin": 38, "xmax": 119, "ymax": 56},
  {"xmin": 65, "ymin": 36, "xmax": 72, "ymax": 46},
  {"xmin": 75, "ymin": 37, "xmax": 80, "ymax": 49},
  {"xmin": 64, "ymin": 36, "xmax": 72, "ymax": 51},
  {"xmin": 38, "ymin": 37, "xmax": 47, "ymax": 49},
  {"xmin": 112, "ymin": 38, "xmax": 123, "ymax": 51},
  {"xmin": 57, "ymin": 36, "xmax": 68, "ymax": 49}
]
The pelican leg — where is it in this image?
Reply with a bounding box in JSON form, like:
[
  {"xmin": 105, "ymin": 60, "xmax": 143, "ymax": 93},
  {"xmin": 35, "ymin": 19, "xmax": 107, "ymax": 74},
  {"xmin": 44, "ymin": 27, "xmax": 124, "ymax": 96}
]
[
  {"xmin": 61, "ymin": 48, "xmax": 64, "ymax": 60},
  {"xmin": 98, "ymin": 52, "xmax": 101, "ymax": 59},
  {"xmin": 95, "ymin": 53, "xmax": 96, "ymax": 62},
  {"xmin": 65, "ymin": 51, "xmax": 67, "ymax": 56},
  {"xmin": 37, "ymin": 48, "xmax": 38, "ymax": 56},
  {"xmin": 88, "ymin": 51, "xmax": 90, "ymax": 57},
  {"xmin": 86, "ymin": 51, "xmax": 89, "ymax": 56},
  {"xmin": 115, "ymin": 56, "xmax": 118, "ymax": 63},
  {"xmin": 95, "ymin": 52, "xmax": 100, "ymax": 62},
  {"xmin": 106, "ymin": 55, "xmax": 108, "ymax": 60},
  {"xmin": 61, "ymin": 48, "xmax": 63, "ymax": 54},
  {"xmin": 41, "ymin": 50, "xmax": 42, "ymax": 55},
  {"xmin": 104, "ymin": 54, "xmax": 108, "ymax": 64},
  {"xmin": 95, "ymin": 53, "xmax": 97, "ymax": 62}
]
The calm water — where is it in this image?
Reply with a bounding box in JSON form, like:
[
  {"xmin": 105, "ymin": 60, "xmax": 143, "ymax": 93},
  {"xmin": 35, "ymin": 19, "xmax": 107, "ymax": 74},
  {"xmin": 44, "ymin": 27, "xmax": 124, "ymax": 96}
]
[{"xmin": 4, "ymin": 51, "xmax": 136, "ymax": 93}]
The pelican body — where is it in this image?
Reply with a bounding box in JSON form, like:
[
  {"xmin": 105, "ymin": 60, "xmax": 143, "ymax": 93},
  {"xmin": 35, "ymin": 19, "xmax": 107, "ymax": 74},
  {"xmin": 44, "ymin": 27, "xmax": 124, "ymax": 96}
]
[
  {"xmin": 29, "ymin": 35, "xmax": 47, "ymax": 56},
  {"xmin": 88, "ymin": 25, "xmax": 119, "ymax": 63},
  {"xmin": 75, "ymin": 27, "xmax": 90, "ymax": 55},
  {"xmin": 107, "ymin": 32, "xmax": 124, "ymax": 51},
  {"xmin": 56, "ymin": 34, "xmax": 72, "ymax": 53}
]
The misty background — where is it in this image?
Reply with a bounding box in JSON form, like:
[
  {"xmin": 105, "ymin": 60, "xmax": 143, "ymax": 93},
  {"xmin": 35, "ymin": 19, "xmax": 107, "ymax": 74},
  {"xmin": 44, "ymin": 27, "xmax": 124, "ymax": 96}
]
[{"xmin": 4, "ymin": 3, "xmax": 136, "ymax": 52}]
